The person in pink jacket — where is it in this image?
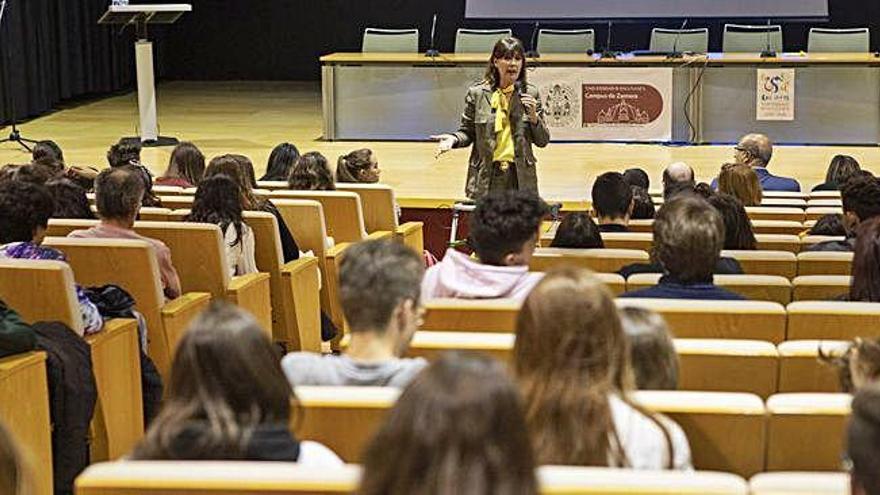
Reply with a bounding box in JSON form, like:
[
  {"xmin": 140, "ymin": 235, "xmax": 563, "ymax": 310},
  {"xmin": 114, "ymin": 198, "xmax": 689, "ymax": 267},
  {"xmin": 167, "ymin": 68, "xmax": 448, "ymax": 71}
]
[{"xmin": 422, "ymin": 190, "xmax": 547, "ymax": 301}]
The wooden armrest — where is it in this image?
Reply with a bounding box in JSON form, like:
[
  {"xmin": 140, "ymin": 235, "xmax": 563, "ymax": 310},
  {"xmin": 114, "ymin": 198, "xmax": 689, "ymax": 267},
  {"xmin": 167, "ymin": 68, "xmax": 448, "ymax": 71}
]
[
  {"xmin": 281, "ymin": 258, "xmax": 322, "ymax": 352},
  {"xmin": 158, "ymin": 292, "xmax": 212, "ymax": 370},
  {"xmin": 322, "ymin": 245, "xmax": 349, "ymax": 346},
  {"xmin": 365, "ymin": 230, "xmax": 393, "ymax": 241},
  {"xmin": 396, "ymin": 222, "xmax": 424, "ymax": 253},
  {"xmin": 92, "ymin": 318, "xmax": 139, "ymax": 340},
  {"xmin": 227, "ymin": 273, "xmax": 273, "ymax": 335}
]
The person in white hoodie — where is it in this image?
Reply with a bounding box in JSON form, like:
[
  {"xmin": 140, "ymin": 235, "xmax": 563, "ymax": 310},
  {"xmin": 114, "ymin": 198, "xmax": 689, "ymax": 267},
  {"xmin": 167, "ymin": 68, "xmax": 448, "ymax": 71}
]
[{"xmin": 422, "ymin": 190, "xmax": 548, "ymax": 301}]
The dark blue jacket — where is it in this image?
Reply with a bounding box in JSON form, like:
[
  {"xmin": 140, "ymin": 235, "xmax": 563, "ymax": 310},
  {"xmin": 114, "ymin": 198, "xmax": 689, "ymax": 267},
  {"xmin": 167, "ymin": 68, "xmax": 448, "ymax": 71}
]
[
  {"xmin": 712, "ymin": 167, "xmax": 800, "ymax": 192},
  {"xmin": 619, "ymin": 275, "xmax": 746, "ymax": 300}
]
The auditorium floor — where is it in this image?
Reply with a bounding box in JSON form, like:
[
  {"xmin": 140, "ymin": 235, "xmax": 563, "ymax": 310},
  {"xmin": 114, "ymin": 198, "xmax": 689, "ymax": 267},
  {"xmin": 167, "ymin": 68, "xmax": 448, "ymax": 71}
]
[{"xmin": 1, "ymin": 81, "xmax": 877, "ymax": 203}]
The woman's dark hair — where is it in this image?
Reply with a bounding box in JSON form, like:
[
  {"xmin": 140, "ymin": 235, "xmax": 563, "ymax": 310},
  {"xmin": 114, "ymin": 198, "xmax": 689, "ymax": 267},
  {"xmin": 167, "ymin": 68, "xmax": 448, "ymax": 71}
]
[
  {"xmin": 131, "ymin": 302, "xmax": 294, "ymax": 460},
  {"xmin": 707, "ymin": 193, "xmax": 757, "ymax": 250},
  {"xmin": 260, "ymin": 143, "xmax": 300, "ymax": 182},
  {"xmin": 164, "ymin": 142, "xmax": 205, "ymax": 186},
  {"xmin": 848, "ymin": 386, "xmax": 880, "ymax": 495},
  {"xmin": 204, "ymin": 155, "xmax": 263, "ymax": 211},
  {"xmin": 619, "ymin": 307, "xmax": 679, "ymax": 390},
  {"xmin": 623, "ymin": 168, "xmax": 650, "ymax": 190},
  {"xmin": 358, "ymin": 352, "xmax": 538, "ymax": 495},
  {"xmin": 230, "ymin": 155, "xmax": 258, "ymax": 189},
  {"xmin": 106, "ymin": 140, "xmax": 142, "ymax": 168},
  {"xmin": 130, "ymin": 164, "xmax": 162, "ymax": 208},
  {"xmin": 45, "ymin": 178, "xmax": 95, "ymax": 220},
  {"xmin": 630, "ymin": 186, "xmax": 656, "ymax": 220},
  {"xmin": 185, "ymin": 174, "xmax": 245, "ymax": 247},
  {"xmin": 850, "ymin": 217, "xmax": 880, "ymax": 302},
  {"xmin": 809, "ymin": 214, "xmax": 846, "ymax": 236},
  {"xmin": 336, "ymin": 148, "xmax": 377, "ymax": 183},
  {"xmin": 32, "ymin": 140, "xmax": 64, "ymax": 165},
  {"xmin": 288, "ymin": 152, "xmax": 335, "ymax": 191},
  {"xmin": 0, "ymin": 181, "xmax": 54, "ymax": 244},
  {"xmin": 550, "ymin": 212, "xmax": 604, "ymax": 249},
  {"xmin": 484, "ymin": 37, "xmax": 527, "ymax": 89},
  {"xmin": 826, "ymin": 155, "xmax": 861, "ymax": 186}
]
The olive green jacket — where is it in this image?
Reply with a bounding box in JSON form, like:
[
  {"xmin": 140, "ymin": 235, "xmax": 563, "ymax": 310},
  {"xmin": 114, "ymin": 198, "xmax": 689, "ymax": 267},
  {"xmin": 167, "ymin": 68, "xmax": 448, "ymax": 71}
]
[{"xmin": 451, "ymin": 81, "xmax": 550, "ymax": 200}]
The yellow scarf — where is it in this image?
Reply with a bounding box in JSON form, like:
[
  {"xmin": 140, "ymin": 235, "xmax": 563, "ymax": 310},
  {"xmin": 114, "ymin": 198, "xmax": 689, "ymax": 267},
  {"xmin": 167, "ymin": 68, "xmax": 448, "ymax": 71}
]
[
  {"xmin": 490, "ymin": 84, "xmax": 515, "ymax": 133},
  {"xmin": 490, "ymin": 84, "xmax": 516, "ymax": 164}
]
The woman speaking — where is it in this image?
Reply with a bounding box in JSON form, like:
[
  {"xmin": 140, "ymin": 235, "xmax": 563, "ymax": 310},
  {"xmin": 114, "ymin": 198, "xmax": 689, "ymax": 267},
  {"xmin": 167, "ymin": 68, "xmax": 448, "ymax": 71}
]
[{"xmin": 432, "ymin": 37, "xmax": 550, "ymax": 200}]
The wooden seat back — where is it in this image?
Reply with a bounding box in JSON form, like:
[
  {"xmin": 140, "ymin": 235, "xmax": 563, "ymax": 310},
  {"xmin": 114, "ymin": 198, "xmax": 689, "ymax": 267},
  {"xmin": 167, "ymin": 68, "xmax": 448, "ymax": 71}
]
[
  {"xmin": 0, "ymin": 259, "xmax": 82, "ymax": 333},
  {"xmin": 765, "ymin": 393, "xmax": 851, "ymax": 471},
  {"xmin": 422, "ymin": 298, "xmax": 520, "ymax": 332},
  {"xmin": 760, "ymin": 198, "xmax": 807, "ymax": 208},
  {"xmin": 806, "ymin": 207, "xmax": 843, "ymax": 222},
  {"xmin": 751, "ymin": 220, "xmax": 807, "ymax": 236},
  {"xmin": 792, "ymin": 275, "xmax": 851, "ymax": 301},
  {"xmin": 270, "ymin": 190, "xmax": 368, "ymax": 242},
  {"xmin": 797, "ymin": 252, "xmax": 853, "ymax": 276},
  {"xmin": 746, "ymin": 207, "xmax": 805, "ymax": 223},
  {"xmin": 722, "ymin": 250, "xmax": 798, "ymax": 278},
  {"xmin": 755, "ymin": 234, "xmax": 801, "ymax": 253},
  {"xmin": 600, "ymin": 232, "xmax": 653, "ymax": 251},
  {"xmin": 157, "ymin": 195, "xmax": 195, "ymax": 210},
  {"xmin": 336, "ymin": 183, "xmax": 400, "ymax": 232},
  {"xmin": 777, "ymin": 340, "xmax": 848, "ymax": 393},
  {"xmin": 137, "ymin": 207, "xmax": 173, "ymax": 222},
  {"xmin": 46, "ymin": 218, "xmax": 100, "ymax": 238},
  {"xmin": 530, "ymin": 247, "xmax": 649, "ymax": 273},
  {"xmin": 626, "ymin": 274, "xmax": 792, "ymax": 304},
  {"xmin": 787, "ymin": 301, "xmax": 880, "ymax": 340},
  {"xmin": 676, "ymin": 339, "xmax": 779, "ymax": 398},
  {"xmin": 749, "ymin": 471, "xmax": 848, "ymax": 495}
]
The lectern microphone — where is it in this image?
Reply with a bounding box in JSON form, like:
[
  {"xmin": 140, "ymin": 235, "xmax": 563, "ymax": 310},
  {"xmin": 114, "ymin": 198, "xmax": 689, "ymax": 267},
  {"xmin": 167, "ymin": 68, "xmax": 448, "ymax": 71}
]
[
  {"xmin": 526, "ymin": 21, "xmax": 540, "ymax": 58},
  {"xmin": 667, "ymin": 19, "xmax": 689, "ymax": 59},
  {"xmin": 425, "ymin": 13, "xmax": 439, "ymax": 57},
  {"xmin": 600, "ymin": 20, "xmax": 619, "ymax": 59},
  {"xmin": 760, "ymin": 19, "xmax": 777, "ymax": 58}
]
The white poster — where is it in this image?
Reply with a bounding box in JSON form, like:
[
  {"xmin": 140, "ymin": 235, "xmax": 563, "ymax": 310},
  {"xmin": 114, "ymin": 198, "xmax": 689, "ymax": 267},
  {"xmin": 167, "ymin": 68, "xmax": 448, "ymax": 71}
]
[
  {"xmin": 756, "ymin": 68, "xmax": 795, "ymax": 121},
  {"xmin": 531, "ymin": 67, "xmax": 673, "ymax": 142}
]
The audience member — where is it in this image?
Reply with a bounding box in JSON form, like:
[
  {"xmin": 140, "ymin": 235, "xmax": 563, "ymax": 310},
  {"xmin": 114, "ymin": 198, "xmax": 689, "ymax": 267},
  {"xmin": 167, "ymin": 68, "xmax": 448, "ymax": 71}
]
[
  {"xmin": 0, "ymin": 420, "xmax": 33, "ymax": 495},
  {"xmin": 45, "ymin": 178, "xmax": 95, "ymax": 219},
  {"xmin": 288, "ymin": 151, "xmax": 335, "ymax": 190},
  {"xmin": 549, "ymin": 212, "xmax": 604, "ymax": 249},
  {"xmin": 106, "ymin": 139, "xmax": 142, "ymax": 168},
  {"xmin": 0, "ymin": 164, "xmax": 54, "ymax": 185},
  {"xmin": 69, "ymin": 167, "xmax": 181, "ymax": 299},
  {"xmin": 807, "ymin": 173, "xmax": 880, "ymax": 252},
  {"xmin": 630, "ymin": 186, "xmax": 656, "ymax": 220},
  {"xmin": 422, "ymin": 190, "xmax": 547, "ymax": 301},
  {"xmin": 707, "ymin": 193, "xmax": 757, "ymax": 250},
  {"xmin": 260, "ymin": 143, "xmax": 300, "ymax": 182},
  {"xmin": 620, "ymin": 195, "xmax": 744, "ymax": 299},
  {"xmin": 619, "ymin": 306, "xmax": 679, "ymax": 391},
  {"xmin": 31, "ymin": 139, "xmax": 64, "ymax": 165},
  {"xmin": 722, "ymin": 133, "xmax": 800, "ymax": 192},
  {"xmin": 846, "ymin": 386, "xmax": 880, "ymax": 495},
  {"xmin": 185, "ymin": 175, "xmax": 257, "ymax": 277},
  {"xmin": 358, "ymin": 352, "xmax": 538, "ymax": 495},
  {"xmin": 662, "ymin": 162, "xmax": 695, "ymax": 200},
  {"xmin": 592, "ymin": 172, "xmax": 633, "ymax": 232},
  {"xmin": 130, "ymin": 303, "xmax": 342, "ymax": 465},
  {"xmin": 32, "ymin": 140, "xmax": 98, "ymax": 191},
  {"xmin": 809, "ymin": 214, "xmax": 847, "ymax": 237},
  {"xmin": 156, "ymin": 142, "xmax": 205, "ymax": 188},
  {"xmin": 0, "ymin": 181, "xmax": 103, "ymax": 334},
  {"xmin": 718, "ymin": 162, "xmax": 762, "ymax": 206},
  {"xmin": 848, "ymin": 217, "xmax": 880, "ymax": 302},
  {"xmin": 514, "ymin": 268, "xmax": 691, "ymax": 469},
  {"xmin": 814, "ymin": 154, "xmax": 861, "ymax": 192},
  {"xmin": 821, "ymin": 337, "xmax": 880, "ymax": 394},
  {"xmin": 283, "ymin": 240, "xmax": 426, "ymax": 387},
  {"xmin": 230, "ymin": 154, "xmax": 259, "ymax": 189},
  {"xmin": 336, "ymin": 148, "xmax": 381, "ymax": 183},
  {"xmin": 623, "ymin": 167, "xmax": 650, "ymax": 190}
]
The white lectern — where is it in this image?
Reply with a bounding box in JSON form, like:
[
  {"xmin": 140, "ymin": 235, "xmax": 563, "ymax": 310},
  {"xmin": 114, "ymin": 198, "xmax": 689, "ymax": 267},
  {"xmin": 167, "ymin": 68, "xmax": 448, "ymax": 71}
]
[{"xmin": 99, "ymin": 4, "xmax": 191, "ymax": 146}]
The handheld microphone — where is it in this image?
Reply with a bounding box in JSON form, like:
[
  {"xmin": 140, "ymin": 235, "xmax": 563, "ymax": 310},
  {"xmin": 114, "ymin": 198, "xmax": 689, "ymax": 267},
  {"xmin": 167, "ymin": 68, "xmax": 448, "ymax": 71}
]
[
  {"xmin": 601, "ymin": 20, "xmax": 617, "ymax": 59},
  {"xmin": 526, "ymin": 21, "xmax": 540, "ymax": 58},
  {"xmin": 668, "ymin": 19, "xmax": 689, "ymax": 59},
  {"xmin": 425, "ymin": 13, "xmax": 439, "ymax": 58},
  {"xmin": 760, "ymin": 18, "xmax": 777, "ymax": 58}
]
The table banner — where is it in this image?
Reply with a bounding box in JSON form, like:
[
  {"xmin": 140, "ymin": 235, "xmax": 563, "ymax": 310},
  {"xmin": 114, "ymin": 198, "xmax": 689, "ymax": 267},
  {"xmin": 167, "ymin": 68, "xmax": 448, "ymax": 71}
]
[
  {"xmin": 756, "ymin": 68, "xmax": 796, "ymax": 121},
  {"xmin": 531, "ymin": 67, "xmax": 673, "ymax": 141}
]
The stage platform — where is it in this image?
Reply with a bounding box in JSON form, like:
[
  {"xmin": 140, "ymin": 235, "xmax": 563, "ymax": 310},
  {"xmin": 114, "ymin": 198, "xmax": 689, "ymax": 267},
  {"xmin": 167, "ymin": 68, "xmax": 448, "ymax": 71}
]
[{"xmin": 1, "ymin": 81, "xmax": 877, "ymax": 206}]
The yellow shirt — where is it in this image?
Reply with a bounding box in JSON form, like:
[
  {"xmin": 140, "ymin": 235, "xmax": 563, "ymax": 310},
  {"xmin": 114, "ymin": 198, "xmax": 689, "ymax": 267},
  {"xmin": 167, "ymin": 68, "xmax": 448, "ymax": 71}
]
[{"xmin": 491, "ymin": 85, "xmax": 516, "ymax": 163}]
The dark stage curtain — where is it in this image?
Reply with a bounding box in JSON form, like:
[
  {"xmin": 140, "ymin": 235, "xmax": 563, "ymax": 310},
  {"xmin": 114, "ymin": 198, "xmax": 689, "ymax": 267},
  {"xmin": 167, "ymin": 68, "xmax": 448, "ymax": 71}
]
[{"xmin": 0, "ymin": 0, "xmax": 135, "ymax": 126}]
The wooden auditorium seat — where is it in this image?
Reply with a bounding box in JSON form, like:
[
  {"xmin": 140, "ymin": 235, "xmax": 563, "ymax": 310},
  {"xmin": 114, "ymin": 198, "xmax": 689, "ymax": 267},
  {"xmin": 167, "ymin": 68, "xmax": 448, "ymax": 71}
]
[
  {"xmin": 336, "ymin": 182, "xmax": 425, "ymax": 253},
  {"xmin": 0, "ymin": 259, "xmax": 144, "ymax": 463},
  {"xmin": 530, "ymin": 247, "xmax": 649, "ymax": 273},
  {"xmin": 625, "ymin": 274, "xmax": 792, "ymax": 304},
  {"xmin": 759, "ymin": 198, "xmax": 807, "ymax": 208},
  {"xmin": 422, "ymin": 298, "xmax": 520, "ymax": 332},
  {"xmin": 806, "ymin": 207, "xmax": 843, "ymax": 222},
  {"xmin": 776, "ymin": 340, "xmax": 849, "ymax": 394},
  {"xmin": 136, "ymin": 207, "xmax": 173, "ymax": 222},
  {"xmin": 269, "ymin": 190, "xmax": 393, "ymax": 244},
  {"xmin": 765, "ymin": 393, "xmax": 851, "ymax": 471},
  {"xmin": 791, "ymin": 276, "xmax": 851, "ymax": 301},
  {"xmin": 722, "ymin": 250, "xmax": 798, "ymax": 279},
  {"xmin": 150, "ymin": 185, "xmax": 186, "ymax": 196},
  {"xmin": 755, "ymin": 234, "xmax": 801, "ymax": 253},
  {"xmin": 157, "ymin": 195, "xmax": 195, "ymax": 210},
  {"xmin": 46, "ymin": 218, "xmax": 99, "ymax": 237},
  {"xmin": 41, "ymin": 237, "xmax": 211, "ymax": 378},
  {"xmin": 762, "ymin": 191, "xmax": 808, "ymax": 200},
  {"xmin": 675, "ymin": 339, "xmax": 779, "ymax": 398},
  {"xmin": 627, "ymin": 219, "xmax": 654, "ymax": 233},
  {"xmin": 749, "ymin": 471, "xmax": 848, "ymax": 495},
  {"xmin": 809, "ymin": 191, "xmax": 841, "ymax": 199},
  {"xmin": 801, "ymin": 235, "xmax": 846, "ymax": 250},
  {"xmin": 407, "ymin": 331, "xmax": 515, "ymax": 364},
  {"xmin": 599, "ymin": 232, "xmax": 654, "ymax": 251},
  {"xmin": 255, "ymin": 180, "xmax": 288, "ymax": 190},
  {"xmin": 786, "ymin": 301, "xmax": 880, "ymax": 340},
  {"xmin": 751, "ymin": 220, "xmax": 808, "ymax": 236},
  {"xmin": 131, "ymin": 222, "xmax": 273, "ymax": 332},
  {"xmin": 797, "ymin": 252, "xmax": 853, "ymax": 276},
  {"xmin": 746, "ymin": 207, "xmax": 805, "ymax": 223},
  {"xmin": 0, "ymin": 352, "xmax": 53, "ymax": 495},
  {"xmin": 616, "ymin": 299, "xmax": 788, "ymax": 342}
]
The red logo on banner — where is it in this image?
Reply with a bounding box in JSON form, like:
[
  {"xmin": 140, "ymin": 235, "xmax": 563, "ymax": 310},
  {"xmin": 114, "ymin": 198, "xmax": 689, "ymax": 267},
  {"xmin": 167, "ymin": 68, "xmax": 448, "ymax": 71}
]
[{"xmin": 582, "ymin": 84, "xmax": 664, "ymax": 127}]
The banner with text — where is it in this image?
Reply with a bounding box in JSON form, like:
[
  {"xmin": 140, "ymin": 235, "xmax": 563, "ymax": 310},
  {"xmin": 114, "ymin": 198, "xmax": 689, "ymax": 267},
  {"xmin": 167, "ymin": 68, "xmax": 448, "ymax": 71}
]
[
  {"xmin": 532, "ymin": 67, "xmax": 673, "ymax": 142},
  {"xmin": 756, "ymin": 68, "xmax": 795, "ymax": 121}
]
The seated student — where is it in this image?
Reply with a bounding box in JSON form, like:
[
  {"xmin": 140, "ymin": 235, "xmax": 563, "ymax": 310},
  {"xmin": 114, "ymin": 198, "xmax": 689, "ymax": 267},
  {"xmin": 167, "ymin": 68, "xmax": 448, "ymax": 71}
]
[
  {"xmin": 106, "ymin": 140, "xmax": 162, "ymax": 207},
  {"xmin": 662, "ymin": 162, "xmax": 695, "ymax": 201},
  {"xmin": 813, "ymin": 154, "xmax": 861, "ymax": 192},
  {"xmin": 0, "ymin": 163, "xmax": 54, "ymax": 185},
  {"xmin": 707, "ymin": 193, "xmax": 757, "ymax": 251},
  {"xmin": 358, "ymin": 352, "xmax": 538, "ymax": 495},
  {"xmin": 288, "ymin": 152, "xmax": 335, "ymax": 191},
  {"xmin": 550, "ymin": 212, "xmax": 604, "ymax": 249},
  {"xmin": 230, "ymin": 154, "xmax": 260, "ymax": 189},
  {"xmin": 821, "ymin": 337, "xmax": 880, "ymax": 394},
  {"xmin": 619, "ymin": 306, "xmax": 679, "ymax": 391},
  {"xmin": 32, "ymin": 139, "xmax": 98, "ymax": 191},
  {"xmin": 0, "ymin": 299, "xmax": 36, "ymax": 359},
  {"xmin": 630, "ymin": 186, "xmax": 656, "ymax": 220},
  {"xmin": 0, "ymin": 181, "xmax": 103, "ymax": 334},
  {"xmin": 514, "ymin": 268, "xmax": 692, "ymax": 470},
  {"xmin": 620, "ymin": 195, "xmax": 744, "ymax": 300},
  {"xmin": 185, "ymin": 175, "xmax": 257, "ymax": 278},
  {"xmin": 155, "ymin": 142, "xmax": 205, "ymax": 188},
  {"xmin": 282, "ymin": 239, "xmax": 426, "ymax": 387},
  {"xmin": 0, "ymin": 420, "xmax": 33, "ymax": 495},
  {"xmin": 592, "ymin": 172, "xmax": 633, "ymax": 232},
  {"xmin": 810, "ymin": 214, "xmax": 846, "ymax": 237},
  {"xmin": 623, "ymin": 167, "xmax": 650, "ymax": 190},
  {"xmin": 847, "ymin": 386, "xmax": 880, "ymax": 495},
  {"xmin": 45, "ymin": 178, "xmax": 95, "ymax": 219},
  {"xmin": 808, "ymin": 173, "xmax": 880, "ymax": 252},
  {"xmin": 336, "ymin": 148, "xmax": 381, "ymax": 183},
  {"xmin": 847, "ymin": 217, "xmax": 880, "ymax": 302},
  {"xmin": 130, "ymin": 302, "xmax": 342, "ymax": 465},
  {"xmin": 713, "ymin": 133, "xmax": 800, "ymax": 192},
  {"xmin": 69, "ymin": 167, "xmax": 182, "ymax": 300},
  {"xmin": 259, "ymin": 142, "xmax": 300, "ymax": 182},
  {"xmin": 718, "ymin": 162, "xmax": 762, "ymax": 207},
  {"xmin": 421, "ymin": 190, "xmax": 548, "ymax": 301}
]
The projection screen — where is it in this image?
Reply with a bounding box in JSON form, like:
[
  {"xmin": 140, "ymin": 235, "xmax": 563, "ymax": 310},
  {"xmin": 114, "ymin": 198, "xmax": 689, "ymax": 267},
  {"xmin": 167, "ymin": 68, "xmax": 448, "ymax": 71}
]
[{"xmin": 465, "ymin": 0, "xmax": 829, "ymax": 19}]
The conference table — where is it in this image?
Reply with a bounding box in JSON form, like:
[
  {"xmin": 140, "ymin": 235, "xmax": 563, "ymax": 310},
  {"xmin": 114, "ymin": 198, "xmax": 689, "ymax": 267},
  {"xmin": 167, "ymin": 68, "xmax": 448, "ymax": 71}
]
[{"xmin": 320, "ymin": 52, "xmax": 880, "ymax": 145}]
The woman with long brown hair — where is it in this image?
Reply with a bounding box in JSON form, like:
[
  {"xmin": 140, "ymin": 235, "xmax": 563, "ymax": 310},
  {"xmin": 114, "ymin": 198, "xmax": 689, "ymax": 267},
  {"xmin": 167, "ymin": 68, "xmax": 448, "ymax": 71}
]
[
  {"xmin": 849, "ymin": 216, "xmax": 880, "ymax": 302},
  {"xmin": 358, "ymin": 352, "xmax": 538, "ymax": 495},
  {"xmin": 130, "ymin": 302, "xmax": 341, "ymax": 465},
  {"xmin": 718, "ymin": 162, "xmax": 762, "ymax": 206},
  {"xmin": 513, "ymin": 268, "xmax": 691, "ymax": 469}
]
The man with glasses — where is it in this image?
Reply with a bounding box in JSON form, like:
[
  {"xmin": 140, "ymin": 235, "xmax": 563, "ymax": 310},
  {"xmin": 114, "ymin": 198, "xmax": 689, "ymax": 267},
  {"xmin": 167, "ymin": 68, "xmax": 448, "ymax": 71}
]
[{"xmin": 714, "ymin": 133, "xmax": 800, "ymax": 192}]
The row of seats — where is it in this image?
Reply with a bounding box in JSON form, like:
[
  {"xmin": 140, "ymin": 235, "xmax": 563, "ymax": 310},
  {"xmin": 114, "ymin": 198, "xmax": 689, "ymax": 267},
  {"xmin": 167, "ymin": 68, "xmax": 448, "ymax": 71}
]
[
  {"xmin": 75, "ymin": 462, "xmax": 849, "ymax": 495},
  {"xmin": 539, "ymin": 231, "xmax": 843, "ymax": 253},
  {"xmin": 361, "ymin": 26, "xmax": 872, "ymax": 54},
  {"xmin": 545, "ymin": 219, "xmax": 823, "ymax": 236}
]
